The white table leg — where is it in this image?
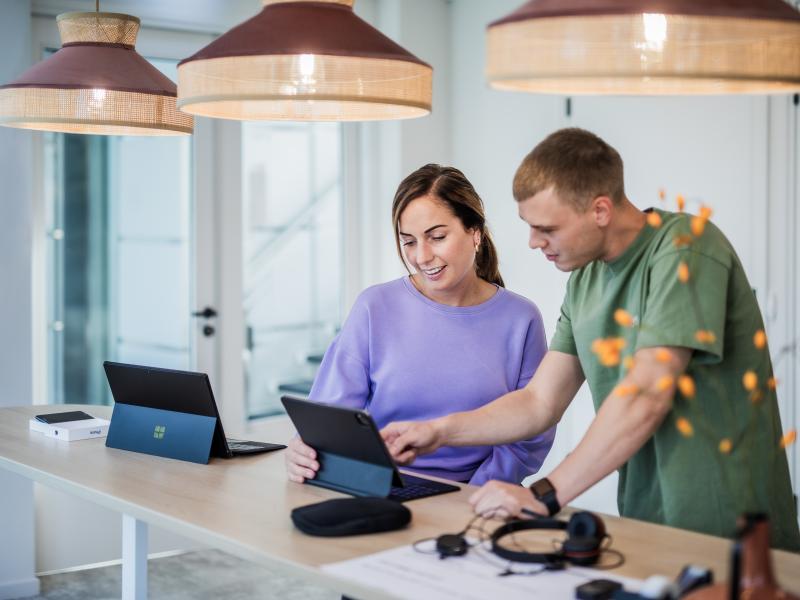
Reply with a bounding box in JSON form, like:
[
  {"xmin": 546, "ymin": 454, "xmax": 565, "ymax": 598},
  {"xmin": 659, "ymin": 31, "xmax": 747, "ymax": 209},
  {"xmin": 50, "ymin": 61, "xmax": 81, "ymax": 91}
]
[{"xmin": 121, "ymin": 514, "xmax": 148, "ymax": 600}]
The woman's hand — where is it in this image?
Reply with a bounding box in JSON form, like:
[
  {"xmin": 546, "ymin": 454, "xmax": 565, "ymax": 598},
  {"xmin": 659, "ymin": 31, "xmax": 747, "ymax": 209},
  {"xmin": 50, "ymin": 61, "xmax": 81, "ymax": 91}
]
[{"xmin": 285, "ymin": 436, "xmax": 320, "ymax": 483}]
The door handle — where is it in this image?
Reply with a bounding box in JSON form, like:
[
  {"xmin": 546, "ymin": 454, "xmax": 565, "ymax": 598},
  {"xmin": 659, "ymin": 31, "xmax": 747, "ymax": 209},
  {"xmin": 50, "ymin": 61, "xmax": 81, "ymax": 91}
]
[{"xmin": 192, "ymin": 306, "xmax": 218, "ymax": 319}]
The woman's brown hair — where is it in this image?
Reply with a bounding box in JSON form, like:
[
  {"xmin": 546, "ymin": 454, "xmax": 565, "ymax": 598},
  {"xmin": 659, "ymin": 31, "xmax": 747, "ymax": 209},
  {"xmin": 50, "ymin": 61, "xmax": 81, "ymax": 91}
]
[{"xmin": 391, "ymin": 164, "xmax": 504, "ymax": 288}]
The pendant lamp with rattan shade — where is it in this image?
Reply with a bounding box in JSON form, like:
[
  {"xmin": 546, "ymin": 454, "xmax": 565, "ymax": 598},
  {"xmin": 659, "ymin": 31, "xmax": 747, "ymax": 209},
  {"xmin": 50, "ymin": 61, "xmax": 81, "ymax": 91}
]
[
  {"xmin": 0, "ymin": 11, "xmax": 193, "ymax": 135},
  {"xmin": 177, "ymin": 0, "xmax": 432, "ymax": 121},
  {"xmin": 486, "ymin": 0, "xmax": 800, "ymax": 95}
]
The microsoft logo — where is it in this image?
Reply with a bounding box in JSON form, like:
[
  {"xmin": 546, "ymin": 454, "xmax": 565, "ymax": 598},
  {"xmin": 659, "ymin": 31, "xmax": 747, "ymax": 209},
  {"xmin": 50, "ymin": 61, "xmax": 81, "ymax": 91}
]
[{"xmin": 153, "ymin": 425, "xmax": 166, "ymax": 440}]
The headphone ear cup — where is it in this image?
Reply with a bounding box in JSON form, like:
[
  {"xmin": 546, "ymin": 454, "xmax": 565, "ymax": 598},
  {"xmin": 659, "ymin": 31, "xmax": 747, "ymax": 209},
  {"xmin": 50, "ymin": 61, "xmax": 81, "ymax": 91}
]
[
  {"xmin": 567, "ymin": 511, "xmax": 605, "ymax": 540},
  {"xmin": 562, "ymin": 536, "xmax": 601, "ymax": 566},
  {"xmin": 564, "ymin": 512, "xmax": 606, "ymax": 566}
]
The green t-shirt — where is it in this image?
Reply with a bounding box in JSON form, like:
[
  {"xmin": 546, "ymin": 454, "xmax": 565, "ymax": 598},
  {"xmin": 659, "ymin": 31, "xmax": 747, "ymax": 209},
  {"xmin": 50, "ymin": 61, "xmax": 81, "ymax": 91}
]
[{"xmin": 550, "ymin": 209, "xmax": 800, "ymax": 551}]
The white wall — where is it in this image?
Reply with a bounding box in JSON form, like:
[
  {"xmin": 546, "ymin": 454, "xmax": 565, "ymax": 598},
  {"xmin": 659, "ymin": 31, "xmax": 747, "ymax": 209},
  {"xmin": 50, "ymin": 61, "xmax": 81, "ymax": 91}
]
[
  {"xmin": 356, "ymin": 0, "xmax": 453, "ymax": 291},
  {"xmin": 765, "ymin": 94, "xmax": 800, "ymax": 499}
]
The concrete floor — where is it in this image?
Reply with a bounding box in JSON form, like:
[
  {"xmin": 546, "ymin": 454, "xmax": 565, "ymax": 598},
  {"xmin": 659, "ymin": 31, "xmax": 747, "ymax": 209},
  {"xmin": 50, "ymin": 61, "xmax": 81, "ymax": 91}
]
[{"xmin": 16, "ymin": 549, "xmax": 339, "ymax": 600}]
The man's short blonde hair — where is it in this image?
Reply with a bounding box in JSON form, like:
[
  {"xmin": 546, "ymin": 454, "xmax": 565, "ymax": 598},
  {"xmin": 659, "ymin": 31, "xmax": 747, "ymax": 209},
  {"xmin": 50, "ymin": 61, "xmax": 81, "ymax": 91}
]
[{"xmin": 513, "ymin": 128, "xmax": 625, "ymax": 211}]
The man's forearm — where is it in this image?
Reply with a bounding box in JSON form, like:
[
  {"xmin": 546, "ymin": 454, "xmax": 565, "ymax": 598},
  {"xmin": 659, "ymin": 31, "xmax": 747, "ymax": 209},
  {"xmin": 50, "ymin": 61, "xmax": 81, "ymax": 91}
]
[
  {"xmin": 547, "ymin": 347, "xmax": 690, "ymax": 508},
  {"xmin": 548, "ymin": 388, "xmax": 668, "ymax": 507},
  {"xmin": 434, "ymin": 387, "xmax": 559, "ymax": 447}
]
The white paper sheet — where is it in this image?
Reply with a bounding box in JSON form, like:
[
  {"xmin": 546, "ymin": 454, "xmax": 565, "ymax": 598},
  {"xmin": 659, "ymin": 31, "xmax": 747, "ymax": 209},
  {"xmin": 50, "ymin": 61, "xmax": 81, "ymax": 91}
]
[{"xmin": 323, "ymin": 539, "xmax": 642, "ymax": 600}]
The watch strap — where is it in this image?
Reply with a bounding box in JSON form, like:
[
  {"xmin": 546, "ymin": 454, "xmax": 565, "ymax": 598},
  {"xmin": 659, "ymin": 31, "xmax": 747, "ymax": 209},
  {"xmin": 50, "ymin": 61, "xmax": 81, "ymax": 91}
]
[{"xmin": 529, "ymin": 478, "xmax": 561, "ymax": 517}]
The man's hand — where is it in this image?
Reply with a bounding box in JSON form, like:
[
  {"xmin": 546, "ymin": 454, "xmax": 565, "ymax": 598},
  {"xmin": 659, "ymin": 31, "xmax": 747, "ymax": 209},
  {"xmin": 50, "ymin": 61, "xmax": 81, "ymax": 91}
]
[
  {"xmin": 469, "ymin": 480, "xmax": 548, "ymax": 518},
  {"xmin": 381, "ymin": 420, "xmax": 443, "ymax": 464},
  {"xmin": 284, "ymin": 436, "xmax": 319, "ymax": 483}
]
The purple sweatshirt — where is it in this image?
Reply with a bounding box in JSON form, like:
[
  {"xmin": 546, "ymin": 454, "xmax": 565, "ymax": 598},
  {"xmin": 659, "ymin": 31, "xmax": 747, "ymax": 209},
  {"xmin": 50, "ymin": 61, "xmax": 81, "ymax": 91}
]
[{"xmin": 309, "ymin": 277, "xmax": 555, "ymax": 485}]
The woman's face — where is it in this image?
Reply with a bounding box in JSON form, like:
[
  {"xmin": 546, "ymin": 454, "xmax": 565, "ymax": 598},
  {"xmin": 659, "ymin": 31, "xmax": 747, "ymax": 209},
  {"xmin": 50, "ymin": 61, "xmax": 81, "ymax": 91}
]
[{"xmin": 398, "ymin": 194, "xmax": 480, "ymax": 298}]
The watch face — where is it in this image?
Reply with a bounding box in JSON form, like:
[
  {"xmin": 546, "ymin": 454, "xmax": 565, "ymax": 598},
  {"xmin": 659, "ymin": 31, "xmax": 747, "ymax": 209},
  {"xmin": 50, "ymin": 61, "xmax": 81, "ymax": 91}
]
[{"xmin": 531, "ymin": 479, "xmax": 555, "ymax": 498}]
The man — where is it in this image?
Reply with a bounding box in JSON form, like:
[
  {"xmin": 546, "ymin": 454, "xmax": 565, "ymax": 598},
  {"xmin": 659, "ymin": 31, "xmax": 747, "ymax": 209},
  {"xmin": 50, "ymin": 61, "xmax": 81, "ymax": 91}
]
[{"xmin": 382, "ymin": 128, "xmax": 800, "ymax": 551}]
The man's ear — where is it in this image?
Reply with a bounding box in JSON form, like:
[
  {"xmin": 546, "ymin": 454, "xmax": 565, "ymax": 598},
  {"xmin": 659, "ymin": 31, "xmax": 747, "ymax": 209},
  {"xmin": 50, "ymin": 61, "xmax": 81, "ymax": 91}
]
[{"xmin": 592, "ymin": 196, "xmax": 613, "ymax": 227}]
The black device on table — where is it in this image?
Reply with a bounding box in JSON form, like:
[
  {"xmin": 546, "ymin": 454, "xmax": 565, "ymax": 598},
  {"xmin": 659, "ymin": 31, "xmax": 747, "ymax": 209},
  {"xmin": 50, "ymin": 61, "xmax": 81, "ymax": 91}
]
[
  {"xmin": 35, "ymin": 410, "xmax": 95, "ymax": 424},
  {"xmin": 576, "ymin": 579, "xmax": 623, "ymax": 599},
  {"xmin": 103, "ymin": 361, "xmax": 286, "ymax": 458},
  {"xmin": 281, "ymin": 395, "xmax": 460, "ymax": 502}
]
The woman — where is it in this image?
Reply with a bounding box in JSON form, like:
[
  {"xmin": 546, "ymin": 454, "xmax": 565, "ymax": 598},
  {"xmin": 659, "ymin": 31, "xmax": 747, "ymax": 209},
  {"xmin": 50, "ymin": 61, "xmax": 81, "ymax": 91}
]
[{"xmin": 285, "ymin": 164, "xmax": 554, "ymax": 485}]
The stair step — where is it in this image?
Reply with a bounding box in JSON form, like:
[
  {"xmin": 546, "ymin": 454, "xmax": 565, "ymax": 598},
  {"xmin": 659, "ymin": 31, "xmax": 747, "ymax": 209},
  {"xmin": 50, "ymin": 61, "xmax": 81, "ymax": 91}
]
[{"xmin": 277, "ymin": 380, "xmax": 313, "ymax": 396}]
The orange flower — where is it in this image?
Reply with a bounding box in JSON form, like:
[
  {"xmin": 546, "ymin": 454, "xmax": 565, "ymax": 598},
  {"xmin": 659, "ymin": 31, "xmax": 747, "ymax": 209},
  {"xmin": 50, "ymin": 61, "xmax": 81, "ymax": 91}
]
[
  {"xmin": 623, "ymin": 356, "xmax": 635, "ymax": 371},
  {"xmin": 695, "ymin": 330, "xmax": 717, "ymax": 344},
  {"xmin": 677, "ymin": 374, "xmax": 696, "ymax": 398},
  {"xmin": 676, "ymin": 417, "xmax": 693, "ymax": 437},
  {"xmin": 673, "ymin": 234, "xmax": 693, "ymax": 248},
  {"xmin": 676, "ymin": 194, "xmax": 685, "ymax": 212},
  {"xmin": 742, "ymin": 370, "xmax": 758, "ymax": 392},
  {"xmin": 655, "ymin": 349, "xmax": 672, "ymax": 363},
  {"xmin": 614, "ymin": 309, "xmax": 635, "ymax": 328},
  {"xmin": 699, "ymin": 205, "xmax": 713, "ymax": 220},
  {"xmin": 780, "ymin": 430, "xmax": 797, "ymax": 449},
  {"xmin": 690, "ymin": 216, "xmax": 706, "ymax": 237},
  {"xmin": 767, "ymin": 377, "xmax": 778, "ymax": 390},
  {"xmin": 614, "ymin": 383, "xmax": 640, "ymax": 397},
  {"xmin": 592, "ymin": 338, "xmax": 625, "ymax": 351},
  {"xmin": 600, "ymin": 353, "xmax": 621, "ymax": 367},
  {"xmin": 718, "ymin": 438, "xmax": 732, "ymax": 454},
  {"xmin": 677, "ymin": 262, "xmax": 690, "ymax": 283},
  {"xmin": 591, "ymin": 337, "xmax": 626, "ymax": 367},
  {"xmin": 750, "ymin": 389, "xmax": 764, "ymax": 404},
  {"xmin": 656, "ymin": 375, "xmax": 674, "ymax": 392},
  {"xmin": 658, "ymin": 188, "xmax": 666, "ymax": 201},
  {"xmin": 647, "ymin": 212, "xmax": 662, "ymax": 228},
  {"xmin": 753, "ymin": 330, "xmax": 767, "ymax": 350}
]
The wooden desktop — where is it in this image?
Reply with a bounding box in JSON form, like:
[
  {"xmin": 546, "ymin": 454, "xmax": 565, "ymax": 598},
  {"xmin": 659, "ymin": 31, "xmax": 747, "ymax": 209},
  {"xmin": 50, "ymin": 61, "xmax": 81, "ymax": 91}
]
[{"xmin": 0, "ymin": 405, "xmax": 798, "ymax": 599}]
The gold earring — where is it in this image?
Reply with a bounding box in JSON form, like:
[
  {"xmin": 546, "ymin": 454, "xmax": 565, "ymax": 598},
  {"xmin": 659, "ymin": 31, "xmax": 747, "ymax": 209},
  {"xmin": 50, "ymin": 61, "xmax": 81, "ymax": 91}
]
[{"xmin": 475, "ymin": 242, "xmax": 480, "ymax": 253}]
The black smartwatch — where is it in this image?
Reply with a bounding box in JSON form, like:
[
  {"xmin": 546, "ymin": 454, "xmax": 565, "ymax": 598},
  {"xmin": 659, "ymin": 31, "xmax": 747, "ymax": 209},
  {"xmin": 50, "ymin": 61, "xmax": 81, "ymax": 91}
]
[{"xmin": 529, "ymin": 478, "xmax": 561, "ymax": 516}]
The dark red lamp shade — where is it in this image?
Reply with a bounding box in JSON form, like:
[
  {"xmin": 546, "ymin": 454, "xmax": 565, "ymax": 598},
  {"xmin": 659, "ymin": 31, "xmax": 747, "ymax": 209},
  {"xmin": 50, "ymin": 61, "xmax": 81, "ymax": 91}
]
[
  {"xmin": 0, "ymin": 12, "xmax": 193, "ymax": 135},
  {"xmin": 177, "ymin": 0, "xmax": 432, "ymax": 122}
]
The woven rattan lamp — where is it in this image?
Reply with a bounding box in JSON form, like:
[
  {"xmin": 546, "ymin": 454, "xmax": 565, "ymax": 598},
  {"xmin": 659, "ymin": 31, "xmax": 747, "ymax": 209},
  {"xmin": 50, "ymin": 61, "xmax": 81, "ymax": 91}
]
[
  {"xmin": 177, "ymin": 0, "xmax": 432, "ymax": 121},
  {"xmin": 0, "ymin": 11, "xmax": 193, "ymax": 135},
  {"xmin": 486, "ymin": 0, "xmax": 800, "ymax": 95}
]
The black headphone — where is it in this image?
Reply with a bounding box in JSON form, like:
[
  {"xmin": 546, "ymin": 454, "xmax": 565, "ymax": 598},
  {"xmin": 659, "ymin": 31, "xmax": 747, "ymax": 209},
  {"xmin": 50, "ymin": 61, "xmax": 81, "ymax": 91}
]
[{"xmin": 490, "ymin": 511, "xmax": 607, "ymax": 567}]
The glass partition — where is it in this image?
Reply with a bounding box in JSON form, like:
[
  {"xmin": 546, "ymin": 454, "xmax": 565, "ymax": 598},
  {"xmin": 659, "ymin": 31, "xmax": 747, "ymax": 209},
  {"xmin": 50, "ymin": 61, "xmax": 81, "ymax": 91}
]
[
  {"xmin": 44, "ymin": 57, "xmax": 193, "ymax": 405},
  {"xmin": 242, "ymin": 122, "xmax": 343, "ymax": 418}
]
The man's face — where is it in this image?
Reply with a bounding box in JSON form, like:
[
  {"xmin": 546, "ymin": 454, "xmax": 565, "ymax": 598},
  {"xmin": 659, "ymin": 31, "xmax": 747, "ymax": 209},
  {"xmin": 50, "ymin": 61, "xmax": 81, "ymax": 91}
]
[{"xmin": 518, "ymin": 187, "xmax": 604, "ymax": 272}]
